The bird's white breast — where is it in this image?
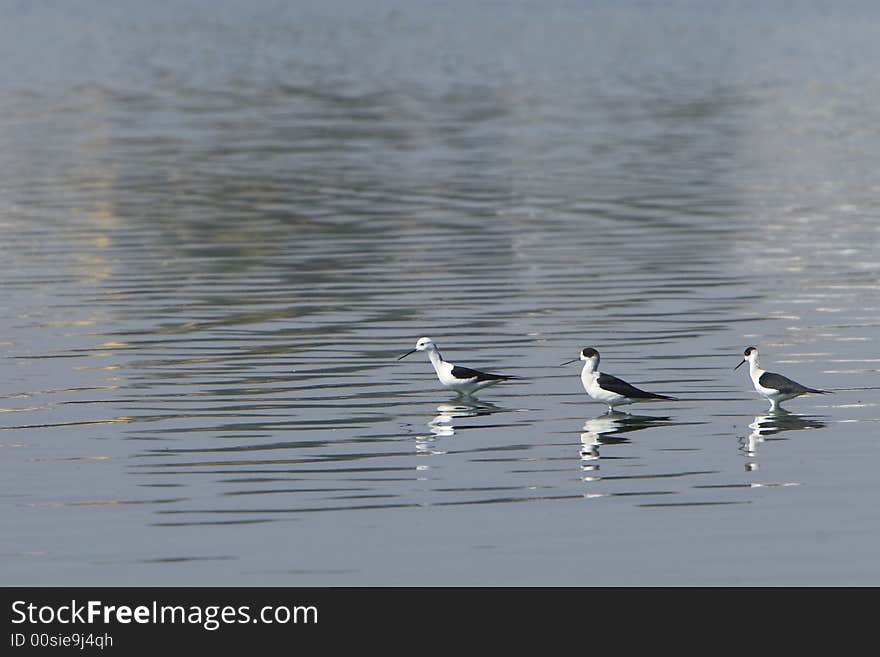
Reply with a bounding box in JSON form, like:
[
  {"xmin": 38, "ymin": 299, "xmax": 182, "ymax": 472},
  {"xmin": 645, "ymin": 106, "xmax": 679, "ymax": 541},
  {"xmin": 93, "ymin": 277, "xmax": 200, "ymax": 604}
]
[
  {"xmin": 436, "ymin": 361, "xmax": 466, "ymax": 387},
  {"xmin": 750, "ymin": 367, "xmax": 777, "ymax": 398},
  {"xmin": 582, "ymin": 371, "xmax": 625, "ymax": 404}
]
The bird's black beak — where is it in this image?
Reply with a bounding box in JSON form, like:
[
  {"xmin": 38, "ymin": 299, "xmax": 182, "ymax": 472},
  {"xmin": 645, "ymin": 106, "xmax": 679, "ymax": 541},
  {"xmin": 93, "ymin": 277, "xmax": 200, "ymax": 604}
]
[
  {"xmin": 559, "ymin": 358, "xmax": 579, "ymax": 366},
  {"xmin": 734, "ymin": 359, "xmax": 745, "ymax": 371},
  {"xmin": 398, "ymin": 349, "xmax": 417, "ymax": 361}
]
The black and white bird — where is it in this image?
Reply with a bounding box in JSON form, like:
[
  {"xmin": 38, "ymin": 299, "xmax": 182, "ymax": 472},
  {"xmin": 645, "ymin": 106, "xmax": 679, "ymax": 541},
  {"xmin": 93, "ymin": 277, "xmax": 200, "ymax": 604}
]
[
  {"xmin": 561, "ymin": 347, "xmax": 677, "ymax": 413},
  {"xmin": 734, "ymin": 346, "xmax": 828, "ymax": 410},
  {"xmin": 398, "ymin": 337, "xmax": 518, "ymax": 396}
]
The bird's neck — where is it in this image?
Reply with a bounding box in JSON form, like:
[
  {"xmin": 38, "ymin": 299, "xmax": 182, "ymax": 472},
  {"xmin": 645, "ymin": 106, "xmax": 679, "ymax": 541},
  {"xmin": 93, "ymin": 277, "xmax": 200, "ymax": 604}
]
[
  {"xmin": 581, "ymin": 361, "xmax": 598, "ymax": 378},
  {"xmin": 428, "ymin": 349, "xmax": 445, "ymax": 373},
  {"xmin": 749, "ymin": 359, "xmax": 764, "ymax": 380}
]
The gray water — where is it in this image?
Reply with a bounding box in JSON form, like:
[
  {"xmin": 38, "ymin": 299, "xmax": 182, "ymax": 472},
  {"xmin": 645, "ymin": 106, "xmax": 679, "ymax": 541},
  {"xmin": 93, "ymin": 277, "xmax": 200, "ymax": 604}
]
[{"xmin": 2, "ymin": 0, "xmax": 879, "ymax": 585}]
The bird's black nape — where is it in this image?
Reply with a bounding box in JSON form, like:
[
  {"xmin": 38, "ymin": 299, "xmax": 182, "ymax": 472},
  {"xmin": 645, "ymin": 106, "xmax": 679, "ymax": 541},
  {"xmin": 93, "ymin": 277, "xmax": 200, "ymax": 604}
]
[{"xmin": 734, "ymin": 346, "xmax": 756, "ymax": 370}]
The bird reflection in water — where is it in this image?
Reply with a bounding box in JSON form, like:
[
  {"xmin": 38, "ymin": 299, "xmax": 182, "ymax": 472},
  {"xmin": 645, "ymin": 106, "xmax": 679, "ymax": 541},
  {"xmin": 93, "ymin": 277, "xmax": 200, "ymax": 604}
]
[
  {"xmin": 580, "ymin": 412, "xmax": 672, "ymax": 481},
  {"xmin": 415, "ymin": 401, "xmax": 505, "ymax": 456},
  {"xmin": 740, "ymin": 409, "xmax": 826, "ymax": 471},
  {"xmin": 429, "ymin": 401, "xmax": 503, "ymax": 437}
]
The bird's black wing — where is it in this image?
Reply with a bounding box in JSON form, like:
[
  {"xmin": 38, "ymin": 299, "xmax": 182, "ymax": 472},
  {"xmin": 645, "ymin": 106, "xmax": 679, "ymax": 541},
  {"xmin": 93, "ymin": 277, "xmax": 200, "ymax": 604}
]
[
  {"xmin": 450, "ymin": 365, "xmax": 518, "ymax": 382},
  {"xmin": 759, "ymin": 371, "xmax": 825, "ymax": 395},
  {"xmin": 597, "ymin": 373, "xmax": 676, "ymax": 400}
]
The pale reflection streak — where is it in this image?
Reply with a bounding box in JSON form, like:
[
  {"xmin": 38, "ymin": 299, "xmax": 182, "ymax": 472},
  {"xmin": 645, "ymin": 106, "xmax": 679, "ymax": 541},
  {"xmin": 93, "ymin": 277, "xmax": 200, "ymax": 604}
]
[
  {"xmin": 416, "ymin": 401, "xmax": 505, "ymax": 457},
  {"xmin": 740, "ymin": 409, "xmax": 826, "ymax": 471},
  {"xmin": 580, "ymin": 412, "xmax": 673, "ymax": 486},
  {"xmin": 429, "ymin": 401, "xmax": 503, "ymax": 437}
]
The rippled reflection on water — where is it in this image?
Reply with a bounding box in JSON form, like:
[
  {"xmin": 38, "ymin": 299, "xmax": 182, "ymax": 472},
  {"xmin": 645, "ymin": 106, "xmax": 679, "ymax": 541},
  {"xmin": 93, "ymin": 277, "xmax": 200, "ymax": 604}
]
[{"xmin": 2, "ymin": 1, "xmax": 880, "ymax": 584}]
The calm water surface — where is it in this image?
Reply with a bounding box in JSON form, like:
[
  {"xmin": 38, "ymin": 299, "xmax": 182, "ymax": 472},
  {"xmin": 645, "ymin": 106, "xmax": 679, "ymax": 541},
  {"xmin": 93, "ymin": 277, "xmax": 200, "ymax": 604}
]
[{"xmin": 2, "ymin": 1, "xmax": 879, "ymax": 585}]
